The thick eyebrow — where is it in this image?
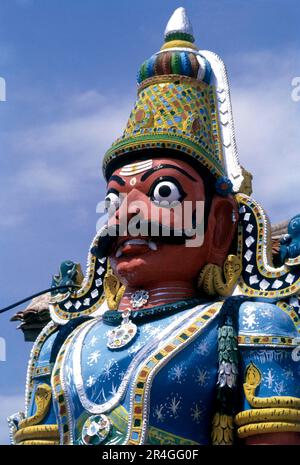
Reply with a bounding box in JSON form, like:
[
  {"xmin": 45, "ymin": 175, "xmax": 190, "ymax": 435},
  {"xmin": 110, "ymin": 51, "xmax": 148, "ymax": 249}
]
[
  {"xmin": 140, "ymin": 164, "xmax": 197, "ymax": 182},
  {"xmin": 108, "ymin": 175, "xmax": 125, "ymax": 186}
]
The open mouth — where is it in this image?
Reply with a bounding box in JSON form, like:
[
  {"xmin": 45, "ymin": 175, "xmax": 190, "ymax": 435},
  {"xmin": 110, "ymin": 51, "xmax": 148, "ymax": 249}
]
[{"xmin": 114, "ymin": 238, "xmax": 158, "ymax": 258}]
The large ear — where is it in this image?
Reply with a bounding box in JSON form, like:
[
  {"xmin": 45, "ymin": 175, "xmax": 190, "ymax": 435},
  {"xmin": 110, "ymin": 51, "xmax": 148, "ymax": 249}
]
[{"xmin": 206, "ymin": 195, "xmax": 238, "ymax": 266}]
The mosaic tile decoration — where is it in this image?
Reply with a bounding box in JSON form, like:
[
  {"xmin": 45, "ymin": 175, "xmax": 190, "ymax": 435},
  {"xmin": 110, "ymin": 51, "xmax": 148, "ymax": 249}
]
[{"xmin": 237, "ymin": 194, "xmax": 300, "ymax": 298}]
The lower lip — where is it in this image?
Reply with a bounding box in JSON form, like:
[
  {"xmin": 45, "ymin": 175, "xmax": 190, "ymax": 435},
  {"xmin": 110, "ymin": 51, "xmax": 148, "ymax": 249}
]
[{"xmin": 117, "ymin": 243, "xmax": 154, "ymax": 257}]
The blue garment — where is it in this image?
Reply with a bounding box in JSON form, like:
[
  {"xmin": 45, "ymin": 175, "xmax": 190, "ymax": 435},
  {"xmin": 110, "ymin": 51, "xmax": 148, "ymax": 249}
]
[{"xmin": 23, "ymin": 300, "xmax": 300, "ymax": 445}]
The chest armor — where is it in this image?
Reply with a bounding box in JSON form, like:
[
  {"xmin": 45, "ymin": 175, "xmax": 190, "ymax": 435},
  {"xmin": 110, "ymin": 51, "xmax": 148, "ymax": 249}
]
[{"xmin": 50, "ymin": 302, "xmax": 222, "ymax": 445}]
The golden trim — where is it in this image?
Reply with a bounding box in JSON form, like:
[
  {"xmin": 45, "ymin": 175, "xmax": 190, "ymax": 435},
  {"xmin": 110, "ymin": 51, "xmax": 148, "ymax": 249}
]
[
  {"xmin": 160, "ymin": 40, "xmax": 198, "ymax": 51},
  {"xmin": 237, "ymin": 422, "xmax": 300, "ymax": 438},
  {"xmin": 236, "ymin": 408, "xmax": 300, "ymax": 427},
  {"xmin": 137, "ymin": 74, "xmax": 209, "ymax": 94},
  {"xmin": 277, "ymin": 301, "xmax": 300, "ymax": 334}
]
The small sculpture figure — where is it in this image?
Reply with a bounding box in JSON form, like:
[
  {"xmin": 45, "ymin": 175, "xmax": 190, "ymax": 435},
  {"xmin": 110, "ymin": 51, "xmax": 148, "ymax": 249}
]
[{"xmin": 280, "ymin": 215, "xmax": 300, "ymax": 263}]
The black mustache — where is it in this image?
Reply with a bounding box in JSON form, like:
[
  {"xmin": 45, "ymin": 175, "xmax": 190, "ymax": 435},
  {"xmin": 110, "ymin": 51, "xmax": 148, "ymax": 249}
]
[{"xmin": 90, "ymin": 220, "xmax": 199, "ymax": 259}]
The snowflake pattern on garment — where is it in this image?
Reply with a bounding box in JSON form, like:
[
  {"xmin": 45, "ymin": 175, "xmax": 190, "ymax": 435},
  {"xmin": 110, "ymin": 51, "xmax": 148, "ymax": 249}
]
[
  {"xmin": 260, "ymin": 307, "xmax": 273, "ymax": 318},
  {"xmin": 101, "ymin": 359, "xmax": 118, "ymax": 380},
  {"xmin": 194, "ymin": 368, "xmax": 210, "ymax": 386},
  {"xmin": 86, "ymin": 375, "xmax": 96, "ymax": 388},
  {"xmin": 168, "ymin": 363, "xmax": 187, "ymax": 384},
  {"xmin": 142, "ymin": 324, "xmax": 162, "ymax": 338},
  {"xmin": 166, "ymin": 393, "xmax": 182, "ymax": 419},
  {"xmin": 263, "ymin": 368, "xmax": 275, "ymax": 389},
  {"xmin": 87, "ymin": 335, "xmax": 98, "ymax": 348},
  {"xmin": 242, "ymin": 354, "xmax": 299, "ymax": 398},
  {"xmin": 80, "ymin": 314, "xmax": 179, "ymax": 407},
  {"xmin": 109, "ymin": 382, "xmax": 118, "ymax": 396},
  {"xmin": 92, "ymin": 387, "xmax": 107, "ymax": 404},
  {"xmin": 194, "ymin": 340, "xmax": 209, "ymax": 356},
  {"xmin": 87, "ymin": 350, "xmax": 101, "ymax": 366},
  {"xmin": 153, "ymin": 404, "xmax": 165, "ymax": 423},
  {"xmin": 190, "ymin": 402, "xmax": 205, "ymax": 424},
  {"xmin": 283, "ymin": 367, "xmax": 294, "ymax": 380},
  {"xmin": 274, "ymin": 380, "xmax": 286, "ymax": 396},
  {"xmin": 128, "ymin": 341, "xmax": 144, "ymax": 356},
  {"xmin": 243, "ymin": 304, "xmax": 257, "ymax": 316}
]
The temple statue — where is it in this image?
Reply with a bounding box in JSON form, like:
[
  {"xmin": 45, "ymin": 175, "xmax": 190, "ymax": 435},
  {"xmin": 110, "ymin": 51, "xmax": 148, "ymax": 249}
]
[{"xmin": 8, "ymin": 7, "xmax": 300, "ymax": 445}]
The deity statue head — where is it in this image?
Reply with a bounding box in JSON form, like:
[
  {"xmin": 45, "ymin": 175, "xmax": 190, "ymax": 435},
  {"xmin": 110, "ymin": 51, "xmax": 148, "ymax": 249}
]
[{"xmin": 101, "ymin": 7, "xmax": 245, "ymax": 298}]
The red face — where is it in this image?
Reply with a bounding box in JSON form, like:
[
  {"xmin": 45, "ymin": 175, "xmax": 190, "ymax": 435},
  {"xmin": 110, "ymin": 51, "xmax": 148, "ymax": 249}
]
[{"xmin": 106, "ymin": 157, "xmax": 237, "ymax": 289}]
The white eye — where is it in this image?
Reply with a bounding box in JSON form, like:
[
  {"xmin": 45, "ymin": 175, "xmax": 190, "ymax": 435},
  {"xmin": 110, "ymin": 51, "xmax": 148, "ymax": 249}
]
[
  {"xmin": 105, "ymin": 192, "xmax": 120, "ymax": 211},
  {"xmin": 152, "ymin": 180, "xmax": 184, "ymax": 205}
]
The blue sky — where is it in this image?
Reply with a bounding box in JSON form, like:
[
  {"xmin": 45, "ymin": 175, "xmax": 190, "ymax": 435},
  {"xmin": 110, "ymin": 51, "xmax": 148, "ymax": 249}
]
[{"xmin": 0, "ymin": 0, "xmax": 300, "ymax": 444}]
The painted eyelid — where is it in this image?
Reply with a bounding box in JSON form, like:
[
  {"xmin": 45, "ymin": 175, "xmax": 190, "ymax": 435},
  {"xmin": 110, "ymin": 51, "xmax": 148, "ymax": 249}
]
[{"xmin": 146, "ymin": 176, "xmax": 187, "ymax": 200}]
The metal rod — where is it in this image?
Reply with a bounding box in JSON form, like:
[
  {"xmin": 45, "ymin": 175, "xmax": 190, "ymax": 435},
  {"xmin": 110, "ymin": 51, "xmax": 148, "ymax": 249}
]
[{"xmin": 0, "ymin": 285, "xmax": 80, "ymax": 315}]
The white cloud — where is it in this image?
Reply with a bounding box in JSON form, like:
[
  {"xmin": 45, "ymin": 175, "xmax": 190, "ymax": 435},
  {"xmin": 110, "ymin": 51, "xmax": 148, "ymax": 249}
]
[
  {"xmin": 12, "ymin": 96, "xmax": 131, "ymax": 190},
  {"xmin": 0, "ymin": 394, "xmax": 24, "ymax": 445},
  {"xmin": 230, "ymin": 49, "xmax": 300, "ymax": 222},
  {"xmin": 0, "ymin": 91, "xmax": 132, "ymax": 228}
]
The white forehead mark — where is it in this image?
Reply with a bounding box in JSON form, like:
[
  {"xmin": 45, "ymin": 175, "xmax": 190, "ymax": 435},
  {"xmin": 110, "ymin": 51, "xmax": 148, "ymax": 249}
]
[
  {"xmin": 130, "ymin": 177, "xmax": 137, "ymax": 186},
  {"xmin": 119, "ymin": 159, "xmax": 153, "ymax": 176}
]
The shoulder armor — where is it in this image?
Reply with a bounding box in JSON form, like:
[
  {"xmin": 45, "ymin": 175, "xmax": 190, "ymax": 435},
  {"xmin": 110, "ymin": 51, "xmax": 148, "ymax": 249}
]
[{"xmin": 238, "ymin": 301, "xmax": 299, "ymax": 338}]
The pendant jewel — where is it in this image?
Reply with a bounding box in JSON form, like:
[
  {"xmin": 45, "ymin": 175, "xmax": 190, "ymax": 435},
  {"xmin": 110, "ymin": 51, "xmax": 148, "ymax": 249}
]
[
  {"xmin": 106, "ymin": 308, "xmax": 137, "ymax": 350},
  {"xmin": 82, "ymin": 414, "xmax": 111, "ymax": 445},
  {"xmin": 130, "ymin": 289, "xmax": 149, "ymax": 308}
]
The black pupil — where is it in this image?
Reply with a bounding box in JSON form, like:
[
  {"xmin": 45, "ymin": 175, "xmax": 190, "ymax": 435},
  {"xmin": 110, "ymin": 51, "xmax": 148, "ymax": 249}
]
[{"xmin": 158, "ymin": 185, "xmax": 172, "ymax": 198}]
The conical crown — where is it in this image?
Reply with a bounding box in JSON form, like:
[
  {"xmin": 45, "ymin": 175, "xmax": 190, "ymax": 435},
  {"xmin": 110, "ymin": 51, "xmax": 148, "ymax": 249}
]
[{"xmin": 103, "ymin": 7, "xmax": 247, "ymax": 194}]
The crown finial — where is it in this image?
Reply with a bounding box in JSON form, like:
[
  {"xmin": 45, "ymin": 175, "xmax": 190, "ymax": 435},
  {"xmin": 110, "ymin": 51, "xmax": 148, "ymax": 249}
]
[{"xmin": 164, "ymin": 7, "xmax": 195, "ymax": 43}]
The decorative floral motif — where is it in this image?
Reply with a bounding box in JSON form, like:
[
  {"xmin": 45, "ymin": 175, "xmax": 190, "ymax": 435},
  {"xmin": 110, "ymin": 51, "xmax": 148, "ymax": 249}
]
[
  {"xmin": 242, "ymin": 313, "xmax": 257, "ymax": 330},
  {"xmin": 215, "ymin": 176, "xmax": 233, "ymax": 197},
  {"xmin": 87, "ymin": 350, "xmax": 101, "ymax": 366},
  {"xmin": 130, "ymin": 290, "xmax": 149, "ymax": 308}
]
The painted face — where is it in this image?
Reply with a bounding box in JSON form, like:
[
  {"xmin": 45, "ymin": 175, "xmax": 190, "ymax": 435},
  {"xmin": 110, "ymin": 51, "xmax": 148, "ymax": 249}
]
[{"xmin": 105, "ymin": 157, "xmax": 212, "ymax": 288}]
